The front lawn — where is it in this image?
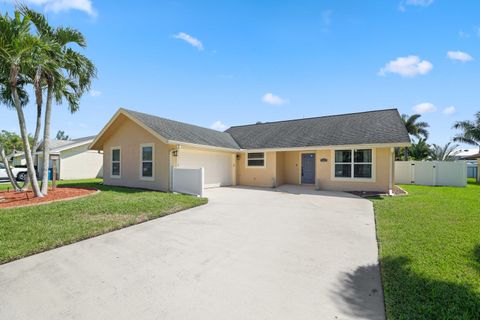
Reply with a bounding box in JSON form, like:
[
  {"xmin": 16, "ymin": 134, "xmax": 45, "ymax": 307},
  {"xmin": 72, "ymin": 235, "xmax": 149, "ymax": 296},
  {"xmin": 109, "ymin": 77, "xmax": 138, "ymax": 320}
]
[
  {"xmin": 373, "ymin": 179, "xmax": 480, "ymax": 319},
  {"xmin": 0, "ymin": 179, "xmax": 207, "ymax": 264}
]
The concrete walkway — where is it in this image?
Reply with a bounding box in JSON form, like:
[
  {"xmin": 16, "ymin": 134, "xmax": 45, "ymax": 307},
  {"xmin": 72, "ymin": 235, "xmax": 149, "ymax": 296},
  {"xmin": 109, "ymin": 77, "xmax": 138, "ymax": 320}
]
[{"xmin": 0, "ymin": 185, "xmax": 385, "ymax": 320}]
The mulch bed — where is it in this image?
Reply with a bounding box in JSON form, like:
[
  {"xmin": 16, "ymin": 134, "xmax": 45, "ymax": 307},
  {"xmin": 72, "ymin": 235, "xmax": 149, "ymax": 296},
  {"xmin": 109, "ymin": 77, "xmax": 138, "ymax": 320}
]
[
  {"xmin": 348, "ymin": 185, "xmax": 408, "ymax": 198},
  {"xmin": 0, "ymin": 187, "xmax": 97, "ymax": 209}
]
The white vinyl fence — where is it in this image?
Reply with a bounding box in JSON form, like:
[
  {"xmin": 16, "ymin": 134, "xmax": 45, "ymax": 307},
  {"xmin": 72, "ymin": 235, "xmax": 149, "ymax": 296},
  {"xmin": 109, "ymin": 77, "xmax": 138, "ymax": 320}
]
[
  {"xmin": 172, "ymin": 167, "xmax": 204, "ymax": 197},
  {"xmin": 395, "ymin": 161, "xmax": 467, "ymax": 187}
]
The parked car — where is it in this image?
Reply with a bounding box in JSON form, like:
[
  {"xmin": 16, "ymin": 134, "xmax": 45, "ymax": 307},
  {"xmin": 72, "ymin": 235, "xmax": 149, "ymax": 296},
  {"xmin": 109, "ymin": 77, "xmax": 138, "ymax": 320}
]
[{"xmin": 0, "ymin": 163, "xmax": 29, "ymax": 181}]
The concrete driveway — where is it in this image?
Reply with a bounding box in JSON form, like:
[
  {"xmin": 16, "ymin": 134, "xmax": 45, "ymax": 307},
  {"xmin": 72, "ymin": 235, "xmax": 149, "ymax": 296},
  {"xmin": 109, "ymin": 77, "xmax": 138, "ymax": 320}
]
[{"xmin": 0, "ymin": 185, "xmax": 384, "ymax": 320}]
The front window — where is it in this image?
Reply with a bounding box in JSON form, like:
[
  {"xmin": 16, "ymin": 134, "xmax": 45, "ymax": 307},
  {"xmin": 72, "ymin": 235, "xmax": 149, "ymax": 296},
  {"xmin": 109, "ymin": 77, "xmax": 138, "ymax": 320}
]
[
  {"xmin": 141, "ymin": 144, "xmax": 154, "ymax": 179},
  {"xmin": 334, "ymin": 149, "xmax": 372, "ymax": 179},
  {"xmin": 111, "ymin": 148, "xmax": 121, "ymax": 177},
  {"xmin": 247, "ymin": 152, "xmax": 265, "ymax": 167}
]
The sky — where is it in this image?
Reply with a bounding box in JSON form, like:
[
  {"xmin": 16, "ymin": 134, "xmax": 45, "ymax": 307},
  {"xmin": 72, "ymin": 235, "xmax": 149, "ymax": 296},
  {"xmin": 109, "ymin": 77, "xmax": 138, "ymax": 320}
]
[{"xmin": 1, "ymin": 0, "xmax": 479, "ymax": 149}]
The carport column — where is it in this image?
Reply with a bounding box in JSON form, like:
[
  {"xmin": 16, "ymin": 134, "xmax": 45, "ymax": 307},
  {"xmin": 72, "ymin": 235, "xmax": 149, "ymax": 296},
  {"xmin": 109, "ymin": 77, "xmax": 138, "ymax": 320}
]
[
  {"xmin": 168, "ymin": 146, "xmax": 180, "ymax": 192},
  {"xmin": 388, "ymin": 147, "xmax": 394, "ymax": 195}
]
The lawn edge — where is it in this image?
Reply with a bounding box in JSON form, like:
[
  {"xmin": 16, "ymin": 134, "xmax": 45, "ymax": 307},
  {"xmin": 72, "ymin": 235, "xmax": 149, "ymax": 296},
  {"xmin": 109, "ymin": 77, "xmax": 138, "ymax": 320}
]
[
  {"xmin": 371, "ymin": 196, "xmax": 389, "ymax": 319},
  {"xmin": 0, "ymin": 197, "xmax": 208, "ymax": 265}
]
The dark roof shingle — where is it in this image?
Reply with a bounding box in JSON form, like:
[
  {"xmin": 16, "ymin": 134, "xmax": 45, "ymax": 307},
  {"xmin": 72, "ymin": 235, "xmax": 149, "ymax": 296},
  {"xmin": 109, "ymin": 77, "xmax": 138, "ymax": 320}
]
[
  {"xmin": 225, "ymin": 109, "xmax": 410, "ymax": 149},
  {"xmin": 123, "ymin": 108, "xmax": 409, "ymax": 150},
  {"xmin": 125, "ymin": 109, "xmax": 240, "ymax": 149}
]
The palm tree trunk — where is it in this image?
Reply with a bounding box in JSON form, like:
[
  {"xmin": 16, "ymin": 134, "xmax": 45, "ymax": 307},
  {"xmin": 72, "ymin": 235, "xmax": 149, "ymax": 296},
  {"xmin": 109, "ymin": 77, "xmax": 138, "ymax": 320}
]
[
  {"xmin": 11, "ymin": 86, "xmax": 43, "ymax": 197},
  {"xmin": 23, "ymin": 70, "xmax": 43, "ymax": 191},
  {"xmin": 0, "ymin": 145, "xmax": 21, "ymax": 191},
  {"xmin": 40, "ymin": 83, "xmax": 53, "ymax": 195}
]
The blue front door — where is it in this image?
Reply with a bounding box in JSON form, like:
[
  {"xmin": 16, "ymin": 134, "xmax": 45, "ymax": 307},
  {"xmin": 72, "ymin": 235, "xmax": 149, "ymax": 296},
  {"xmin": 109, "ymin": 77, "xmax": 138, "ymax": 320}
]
[{"xmin": 301, "ymin": 153, "xmax": 316, "ymax": 184}]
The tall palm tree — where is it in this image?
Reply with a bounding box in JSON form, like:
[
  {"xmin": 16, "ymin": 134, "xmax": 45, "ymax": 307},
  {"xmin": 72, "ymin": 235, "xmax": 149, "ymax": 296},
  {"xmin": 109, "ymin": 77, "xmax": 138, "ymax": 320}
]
[
  {"xmin": 21, "ymin": 7, "xmax": 96, "ymax": 195},
  {"xmin": 0, "ymin": 76, "xmax": 29, "ymax": 191},
  {"xmin": 401, "ymin": 114, "xmax": 430, "ymax": 160},
  {"xmin": 0, "ymin": 11, "xmax": 44, "ymax": 197},
  {"xmin": 401, "ymin": 113, "xmax": 430, "ymax": 139},
  {"xmin": 452, "ymin": 111, "xmax": 480, "ymax": 153},
  {"xmin": 430, "ymin": 142, "xmax": 460, "ymax": 161}
]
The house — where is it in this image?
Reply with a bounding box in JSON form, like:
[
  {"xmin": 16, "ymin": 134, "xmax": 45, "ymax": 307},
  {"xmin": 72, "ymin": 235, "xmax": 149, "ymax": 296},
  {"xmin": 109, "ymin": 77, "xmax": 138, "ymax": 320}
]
[
  {"xmin": 7, "ymin": 150, "xmax": 26, "ymax": 166},
  {"xmin": 13, "ymin": 136, "xmax": 103, "ymax": 180},
  {"xmin": 90, "ymin": 108, "xmax": 410, "ymax": 194}
]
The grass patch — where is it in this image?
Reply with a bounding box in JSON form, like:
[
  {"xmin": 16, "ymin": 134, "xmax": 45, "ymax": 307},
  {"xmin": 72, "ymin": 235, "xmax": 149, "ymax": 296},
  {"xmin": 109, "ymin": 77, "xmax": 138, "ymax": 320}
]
[
  {"xmin": 372, "ymin": 179, "xmax": 480, "ymax": 319},
  {"xmin": 0, "ymin": 179, "xmax": 207, "ymax": 264}
]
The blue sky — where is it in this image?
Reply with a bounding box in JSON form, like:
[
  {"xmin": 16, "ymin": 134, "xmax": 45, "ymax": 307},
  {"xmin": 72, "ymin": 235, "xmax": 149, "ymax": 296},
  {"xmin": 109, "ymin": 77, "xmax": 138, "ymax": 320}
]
[{"xmin": 1, "ymin": 0, "xmax": 479, "ymax": 148}]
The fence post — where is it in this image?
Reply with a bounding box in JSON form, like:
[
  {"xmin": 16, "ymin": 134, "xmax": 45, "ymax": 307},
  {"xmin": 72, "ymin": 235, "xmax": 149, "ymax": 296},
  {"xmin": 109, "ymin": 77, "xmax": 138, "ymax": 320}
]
[
  {"xmin": 432, "ymin": 162, "xmax": 437, "ymax": 186},
  {"xmin": 410, "ymin": 162, "xmax": 415, "ymax": 184}
]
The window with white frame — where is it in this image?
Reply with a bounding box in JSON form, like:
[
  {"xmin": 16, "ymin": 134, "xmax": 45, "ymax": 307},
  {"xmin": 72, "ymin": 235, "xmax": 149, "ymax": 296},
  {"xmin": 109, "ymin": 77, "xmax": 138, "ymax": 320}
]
[
  {"xmin": 246, "ymin": 152, "xmax": 265, "ymax": 167},
  {"xmin": 334, "ymin": 149, "xmax": 372, "ymax": 179},
  {"xmin": 111, "ymin": 147, "xmax": 121, "ymax": 177},
  {"xmin": 141, "ymin": 144, "xmax": 154, "ymax": 179}
]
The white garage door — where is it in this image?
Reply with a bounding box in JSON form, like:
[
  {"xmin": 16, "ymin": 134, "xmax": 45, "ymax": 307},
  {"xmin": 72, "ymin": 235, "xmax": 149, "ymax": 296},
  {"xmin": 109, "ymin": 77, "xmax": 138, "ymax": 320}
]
[{"xmin": 178, "ymin": 149, "xmax": 234, "ymax": 188}]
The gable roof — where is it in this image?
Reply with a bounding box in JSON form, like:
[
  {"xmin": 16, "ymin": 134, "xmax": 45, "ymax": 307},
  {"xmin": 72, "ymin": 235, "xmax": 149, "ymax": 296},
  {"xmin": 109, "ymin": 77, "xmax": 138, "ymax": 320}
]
[
  {"xmin": 90, "ymin": 108, "xmax": 410, "ymax": 151},
  {"xmin": 226, "ymin": 109, "xmax": 410, "ymax": 149},
  {"xmin": 37, "ymin": 136, "xmax": 96, "ymax": 153}
]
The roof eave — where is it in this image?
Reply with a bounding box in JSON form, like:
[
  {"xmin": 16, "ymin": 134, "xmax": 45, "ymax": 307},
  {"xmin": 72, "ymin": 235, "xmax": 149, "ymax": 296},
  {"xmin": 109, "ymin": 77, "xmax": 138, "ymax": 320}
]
[{"xmin": 240, "ymin": 142, "xmax": 411, "ymax": 152}]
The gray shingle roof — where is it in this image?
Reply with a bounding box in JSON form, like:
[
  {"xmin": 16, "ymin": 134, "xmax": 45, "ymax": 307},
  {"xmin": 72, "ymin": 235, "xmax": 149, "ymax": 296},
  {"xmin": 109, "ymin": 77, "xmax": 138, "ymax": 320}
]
[
  {"xmin": 38, "ymin": 135, "xmax": 97, "ymax": 152},
  {"xmin": 125, "ymin": 109, "xmax": 241, "ymax": 149},
  {"xmin": 225, "ymin": 109, "xmax": 410, "ymax": 149}
]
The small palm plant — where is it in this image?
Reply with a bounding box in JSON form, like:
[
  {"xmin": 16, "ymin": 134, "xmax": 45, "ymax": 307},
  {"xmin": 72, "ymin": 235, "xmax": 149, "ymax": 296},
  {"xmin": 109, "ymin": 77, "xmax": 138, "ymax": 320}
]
[{"xmin": 430, "ymin": 142, "xmax": 460, "ymax": 161}]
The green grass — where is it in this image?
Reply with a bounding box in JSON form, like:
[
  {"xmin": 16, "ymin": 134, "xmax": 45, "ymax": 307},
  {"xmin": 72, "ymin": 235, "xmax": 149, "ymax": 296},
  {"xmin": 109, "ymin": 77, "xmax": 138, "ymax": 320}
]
[
  {"xmin": 372, "ymin": 179, "xmax": 480, "ymax": 319},
  {"xmin": 0, "ymin": 179, "xmax": 207, "ymax": 264}
]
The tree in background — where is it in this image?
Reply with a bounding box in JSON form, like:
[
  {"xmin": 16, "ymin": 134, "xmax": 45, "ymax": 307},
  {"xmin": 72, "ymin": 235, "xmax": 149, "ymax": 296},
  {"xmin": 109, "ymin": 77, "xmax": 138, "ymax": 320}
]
[
  {"xmin": 400, "ymin": 114, "xmax": 430, "ymax": 160},
  {"xmin": 0, "ymin": 11, "xmax": 44, "ymax": 197},
  {"xmin": 23, "ymin": 7, "xmax": 96, "ymax": 195},
  {"xmin": 408, "ymin": 139, "xmax": 431, "ymax": 161},
  {"xmin": 55, "ymin": 130, "xmax": 69, "ymax": 140},
  {"xmin": 0, "ymin": 131, "xmax": 26, "ymax": 190},
  {"xmin": 453, "ymin": 111, "xmax": 480, "ymax": 153},
  {"xmin": 0, "ymin": 131, "xmax": 26, "ymax": 155},
  {"xmin": 430, "ymin": 142, "xmax": 460, "ymax": 161}
]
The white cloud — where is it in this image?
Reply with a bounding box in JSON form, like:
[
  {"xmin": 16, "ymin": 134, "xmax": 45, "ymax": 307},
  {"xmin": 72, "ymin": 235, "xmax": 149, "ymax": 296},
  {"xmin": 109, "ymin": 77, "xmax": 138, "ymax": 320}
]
[
  {"xmin": 413, "ymin": 102, "xmax": 437, "ymax": 114},
  {"xmin": 20, "ymin": 0, "xmax": 96, "ymax": 16},
  {"xmin": 447, "ymin": 50, "xmax": 473, "ymax": 62},
  {"xmin": 399, "ymin": 0, "xmax": 434, "ymax": 11},
  {"xmin": 443, "ymin": 106, "xmax": 456, "ymax": 115},
  {"xmin": 210, "ymin": 121, "xmax": 228, "ymax": 131},
  {"xmin": 458, "ymin": 31, "xmax": 470, "ymax": 39},
  {"xmin": 261, "ymin": 93, "xmax": 288, "ymax": 105},
  {"xmin": 405, "ymin": 0, "xmax": 434, "ymax": 6},
  {"xmin": 173, "ymin": 32, "xmax": 204, "ymax": 51},
  {"xmin": 89, "ymin": 89, "xmax": 101, "ymax": 97},
  {"xmin": 379, "ymin": 55, "xmax": 433, "ymax": 77}
]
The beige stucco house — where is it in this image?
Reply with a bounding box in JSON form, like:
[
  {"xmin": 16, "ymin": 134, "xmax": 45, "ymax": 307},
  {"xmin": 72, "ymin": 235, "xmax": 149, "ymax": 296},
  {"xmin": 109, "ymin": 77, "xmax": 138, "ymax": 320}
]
[{"xmin": 90, "ymin": 108, "xmax": 411, "ymax": 194}]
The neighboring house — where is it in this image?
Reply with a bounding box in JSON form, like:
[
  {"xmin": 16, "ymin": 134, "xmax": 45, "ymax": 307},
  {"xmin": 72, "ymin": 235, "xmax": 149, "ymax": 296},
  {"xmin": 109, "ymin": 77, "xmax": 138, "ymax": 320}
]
[
  {"xmin": 462, "ymin": 152, "xmax": 480, "ymax": 182},
  {"xmin": 90, "ymin": 108, "xmax": 410, "ymax": 194},
  {"xmin": 12, "ymin": 136, "xmax": 103, "ymax": 180},
  {"xmin": 7, "ymin": 150, "xmax": 26, "ymax": 166}
]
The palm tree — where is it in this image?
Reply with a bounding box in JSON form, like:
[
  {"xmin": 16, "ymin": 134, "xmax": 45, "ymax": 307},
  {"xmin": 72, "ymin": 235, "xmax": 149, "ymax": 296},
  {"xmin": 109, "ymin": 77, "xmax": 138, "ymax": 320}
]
[
  {"xmin": 430, "ymin": 142, "xmax": 460, "ymax": 161},
  {"xmin": 401, "ymin": 114, "xmax": 430, "ymax": 160},
  {"xmin": 55, "ymin": 130, "xmax": 69, "ymax": 140},
  {"xmin": 452, "ymin": 111, "xmax": 480, "ymax": 153},
  {"xmin": 21, "ymin": 7, "xmax": 96, "ymax": 195},
  {"xmin": 0, "ymin": 11, "xmax": 44, "ymax": 197},
  {"xmin": 408, "ymin": 139, "xmax": 431, "ymax": 160}
]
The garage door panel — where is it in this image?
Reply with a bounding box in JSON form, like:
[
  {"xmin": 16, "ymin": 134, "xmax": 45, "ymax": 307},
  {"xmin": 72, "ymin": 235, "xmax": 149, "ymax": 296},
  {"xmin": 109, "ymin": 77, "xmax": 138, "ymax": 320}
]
[{"xmin": 178, "ymin": 150, "xmax": 233, "ymax": 187}]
